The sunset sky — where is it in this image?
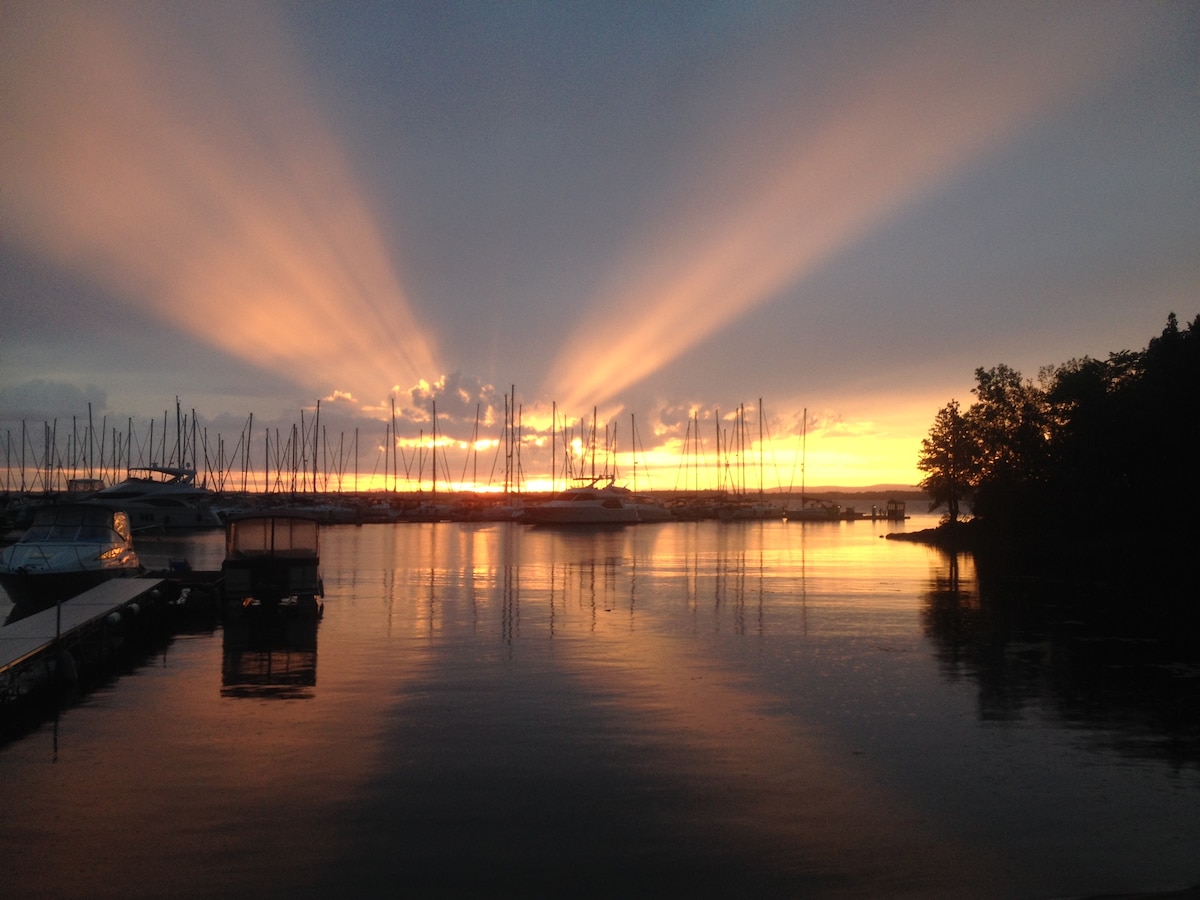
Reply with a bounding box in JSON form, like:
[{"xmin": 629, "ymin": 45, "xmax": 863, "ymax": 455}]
[{"xmin": 1, "ymin": 1, "xmax": 1197, "ymax": 491}]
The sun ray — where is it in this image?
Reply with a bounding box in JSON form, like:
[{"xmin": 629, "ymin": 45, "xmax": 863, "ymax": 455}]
[
  {"xmin": 545, "ymin": 4, "xmax": 1154, "ymax": 411},
  {"xmin": 0, "ymin": 3, "xmax": 438, "ymax": 397}
]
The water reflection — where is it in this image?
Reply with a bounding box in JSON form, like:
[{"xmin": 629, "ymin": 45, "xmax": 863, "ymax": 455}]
[
  {"xmin": 221, "ymin": 613, "xmax": 319, "ymax": 700},
  {"xmin": 317, "ymin": 520, "xmax": 998, "ymax": 897},
  {"xmin": 921, "ymin": 549, "xmax": 1200, "ymax": 768},
  {"xmin": 388, "ymin": 522, "xmax": 784, "ymax": 641},
  {"xmin": 5, "ymin": 519, "xmax": 1199, "ymax": 899}
]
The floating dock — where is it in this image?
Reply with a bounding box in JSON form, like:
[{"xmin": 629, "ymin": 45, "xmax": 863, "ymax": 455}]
[{"xmin": 1, "ymin": 577, "xmax": 166, "ymax": 696}]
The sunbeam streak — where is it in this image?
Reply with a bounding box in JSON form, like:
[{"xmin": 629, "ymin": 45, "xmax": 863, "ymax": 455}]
[
  {"xmin": 544, "ymin": 4, "xmax": 1156, "ymax": 411},
  {"xmin": 0, "ymin": 3, "xmax": 439, "ymax": 397}
]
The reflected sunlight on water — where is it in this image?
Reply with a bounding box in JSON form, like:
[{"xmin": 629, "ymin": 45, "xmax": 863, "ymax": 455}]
[{"xmin": 2, "ymin": 515, "xmax": 1197, "ymax": 899}]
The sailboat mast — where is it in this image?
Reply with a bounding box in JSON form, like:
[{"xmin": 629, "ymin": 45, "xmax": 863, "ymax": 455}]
[
  {"xmin": 630, "ymin": 412, "xmax": 636, "ymax": 491},
  {"xmin": 758, "ymin": 397, "xmax": 764, "ymax": 497},
  {"xmin": 801, "ymin": 406, "xmax": 807, "ymax": 505},
  {"xmin": 590, "ymin": 407, "xmax": 597, "ymax": 482},
  {"xmin": 390, "ymin": 395, "xmax": 398, "ymax": 492}
]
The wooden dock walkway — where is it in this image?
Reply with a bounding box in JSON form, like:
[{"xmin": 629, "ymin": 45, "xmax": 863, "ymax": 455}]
[{"xmin": 0, "ymin": 577, "xmax": 165, "ymax": 676}]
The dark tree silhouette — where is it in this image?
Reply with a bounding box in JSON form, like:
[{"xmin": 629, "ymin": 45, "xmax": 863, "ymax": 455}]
[
  {"xmin": 965, "ymin": 364, "xmax": 1051, "ymax": 528},
  {"xmin": 919, "ymin": 313, "xmax": 1200, "ymax": 539},
  {"xmin": 917, "ymin": 399, "xmax": 973, "ymax": 523}
]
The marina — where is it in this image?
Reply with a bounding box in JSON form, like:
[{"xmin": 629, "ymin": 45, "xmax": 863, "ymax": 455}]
[
  {"xmin": 0, "ymin": 396, "xmax": 884, "ymax": 513},
  {"xmin": 4, "ymin": 487, "xmax": 910, "ymax": 532},
  {"xmin": 0, "ymin": 395, "xmax": 911, "ymax": 539},
  {"xmin": 2, "ymin": 5, "xmax": 1194, "ymax": 895}
]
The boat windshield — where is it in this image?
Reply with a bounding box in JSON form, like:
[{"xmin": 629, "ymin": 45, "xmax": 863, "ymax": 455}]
[{"xmin": 20, "ymin": 506, "xmax": 129, "ymax": 543}]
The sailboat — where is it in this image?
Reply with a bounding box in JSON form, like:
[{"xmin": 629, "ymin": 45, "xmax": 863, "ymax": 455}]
[
  {"xmin": 715, "ymin": 400, "xmax": 783, "ymax": 520},
  {"xmin": 784, "ymin": 407, "xmax": 838, "ymax": 521}
]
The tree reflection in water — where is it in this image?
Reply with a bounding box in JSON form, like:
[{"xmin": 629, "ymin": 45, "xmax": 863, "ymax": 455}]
[{"xmin": 922, "ymin": 549, "xmax": 1200, "ymax": 770}]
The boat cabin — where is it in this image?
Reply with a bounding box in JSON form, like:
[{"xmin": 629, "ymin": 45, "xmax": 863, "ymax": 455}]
[
  {"xmin": 221, "ymin": 514, "xmax": 323, "ymax": 611},
  {"xmin": 17, "ymin": 503, "xmax": 135, "ymax": 546}
]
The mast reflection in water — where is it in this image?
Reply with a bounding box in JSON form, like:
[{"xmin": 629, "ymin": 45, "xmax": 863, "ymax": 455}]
[{"xmin": 1, "ymin": 517, "xmax": 1197, "ymax": 899}]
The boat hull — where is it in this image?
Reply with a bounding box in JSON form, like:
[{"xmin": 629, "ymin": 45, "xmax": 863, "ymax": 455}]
[
  {"xmin": 783, "ymin": 508, "xmax": 836, "ymax": 521},
  {"xmin": 519, "ymin": 480, "xmax": 642, "ymax": 526},
  {"xmin": 523, "ymin": 511, "xmax": 643, "ymax": 525},
  {"xmin": 520, "ymin": 508, "xmax": 640, "ymax": 525},
  {"xmin": 115, "ymin": 501, "xmax": 223, "ymax": 533}
]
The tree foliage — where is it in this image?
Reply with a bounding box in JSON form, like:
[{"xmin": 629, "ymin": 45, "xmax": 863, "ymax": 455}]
[
  {"xmin": 918, "ymin": 313, "xmax": 1200, "ymax": 534},
  {"xmin": 917, "ymin": 399, "xmax": 972, "ymax": 523}
]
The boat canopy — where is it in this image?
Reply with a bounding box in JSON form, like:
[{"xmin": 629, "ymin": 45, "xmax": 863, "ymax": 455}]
[
  {"xmin": 125, "ymin": 465, "xmax": 198, "ymax": 483},
  {"xmin": 226, "ymin": 515, "xmax": 319, "ymax": 559}
]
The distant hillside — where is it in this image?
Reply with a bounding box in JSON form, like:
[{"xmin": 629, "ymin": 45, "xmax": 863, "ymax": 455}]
[
  {"xmin": 625, "ymin": 487, "xmax": 928, "ymax": 504},
  {"xmin": 801, "ymin": 485, "xmax": 923, "ymax": 497}
]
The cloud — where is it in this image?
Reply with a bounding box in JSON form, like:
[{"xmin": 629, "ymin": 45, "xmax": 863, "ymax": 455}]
[
  {"xmin": 0, "ymin": 380, "xmax": 108, "ymax": 422},
  {"xmin": 405, "ymin": 372, "xmax": 504, "ymax": 426}
]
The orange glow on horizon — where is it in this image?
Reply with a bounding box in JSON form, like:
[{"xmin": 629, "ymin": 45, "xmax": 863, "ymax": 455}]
[
  {"xmin": 0, "ymin": 385, "xmax": 942, "ymax": 493},
  {"xmin": 251, "ymin": 412, "xmax": 924, "ymax": 494}
]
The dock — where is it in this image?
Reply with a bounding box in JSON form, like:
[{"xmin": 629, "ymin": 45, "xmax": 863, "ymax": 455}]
[{"xmin": 1, "ymin": 577, "xmax": 166, "ymax": 694}]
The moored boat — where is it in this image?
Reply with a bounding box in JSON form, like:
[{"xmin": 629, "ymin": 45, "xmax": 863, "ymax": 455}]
[
  {"xmin": 784, "ymin": 501, "xmax": 865, "ymax": 521},
  {"xmin": 627, "ymin": 493, "xmax": 674, "ymax": 523},
  {"xmin": 220, "ymin": 512, "xmax": 324, "ymax": 615},
  {"xmin": 0, "ymin": 503, "xmax": 141, "ymax": 619},
  {"xmin": 92, "ymin": 465, "xmax": 223, "ymax": 532},
  {"xmin": 783, "ymin": 502, "xmax": 839, "ymax": 521},
  {"xmin": 519, "ymin": 479, "xmax": 641, "ymax": 526},
  {"xmin": 717, "ymin": 499, "xmax": 785, "ymax": 521}
]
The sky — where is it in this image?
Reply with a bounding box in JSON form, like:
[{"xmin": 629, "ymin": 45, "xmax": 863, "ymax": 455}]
[{"xmin": 1, "ymin": 1, "xmax": 1197, "ymax": 492}]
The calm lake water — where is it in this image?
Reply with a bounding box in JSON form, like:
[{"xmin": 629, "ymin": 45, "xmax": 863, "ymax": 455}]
[{"xmin": 2, "ymin": 514, "xmax": 1197, "ymax": 899}]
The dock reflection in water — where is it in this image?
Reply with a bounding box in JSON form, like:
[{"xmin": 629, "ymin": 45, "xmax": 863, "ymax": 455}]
[{"xmin": 1, "ymin": 518, "xmax": 1197, "ymax": 899}]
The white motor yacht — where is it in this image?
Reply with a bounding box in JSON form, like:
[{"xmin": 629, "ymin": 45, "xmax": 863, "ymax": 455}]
[
  {"xmin": 520, "ymin": 479, "xmax": 641, "ymax": 525},
  {"xmin": 93, "ymin": 465, "xmax": 223, "ymax": 532},
  {"xmin": 0, "ymin": 503, "xmax": 141, "ymax": 618}
]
